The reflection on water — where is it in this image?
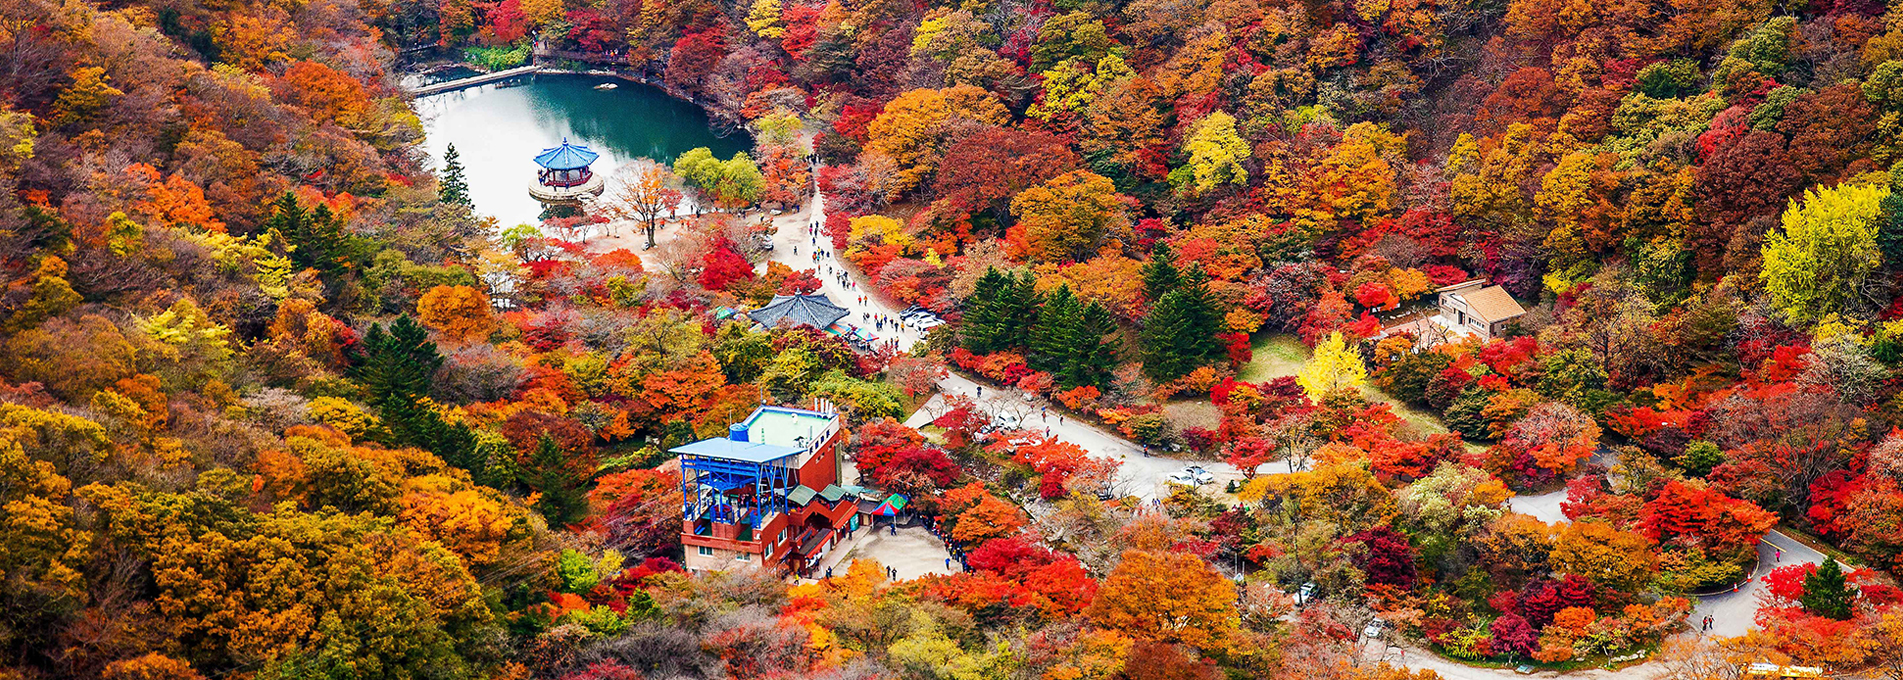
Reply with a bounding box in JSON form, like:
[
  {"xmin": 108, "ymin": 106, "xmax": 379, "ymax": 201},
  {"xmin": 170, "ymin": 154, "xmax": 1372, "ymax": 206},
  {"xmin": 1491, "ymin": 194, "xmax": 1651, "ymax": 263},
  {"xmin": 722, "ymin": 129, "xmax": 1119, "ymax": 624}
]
[{"xmin": 416, "ymin": 73, "xmax": 750, "ymax": 227}]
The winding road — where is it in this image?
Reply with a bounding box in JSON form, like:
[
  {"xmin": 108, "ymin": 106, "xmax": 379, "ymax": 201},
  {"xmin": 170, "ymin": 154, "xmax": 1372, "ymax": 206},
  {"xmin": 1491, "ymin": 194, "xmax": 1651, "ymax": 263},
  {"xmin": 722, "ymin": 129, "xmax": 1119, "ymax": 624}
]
[{"xmin": 758, "ymin": 185, "xmax": 1805, "ymax": 676}]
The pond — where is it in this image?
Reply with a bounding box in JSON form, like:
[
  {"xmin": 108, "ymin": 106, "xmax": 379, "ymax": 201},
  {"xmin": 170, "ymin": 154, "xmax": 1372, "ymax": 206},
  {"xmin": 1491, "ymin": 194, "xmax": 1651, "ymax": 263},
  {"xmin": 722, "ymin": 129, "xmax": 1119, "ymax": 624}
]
[{"xmin": 415, "ymin": 72, "xmax": 751, "ymax": 228}]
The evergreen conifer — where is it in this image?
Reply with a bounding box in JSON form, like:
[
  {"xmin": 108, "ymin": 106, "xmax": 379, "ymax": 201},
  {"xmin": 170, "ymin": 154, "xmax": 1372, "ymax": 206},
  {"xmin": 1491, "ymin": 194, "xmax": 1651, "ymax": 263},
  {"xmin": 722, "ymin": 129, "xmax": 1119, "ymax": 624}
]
[
  {"xmin": 1142, "ymin": 242, "xmax": 1181, "ymax": 301},
  {"xmin": 440, "ymin": 144, "xmax": 472, "ymax": 207},
  {"xmin": 1140, "ymin": 264, "xmax": 1221, "ymax": 381},
  {"xmin": 1802, "ymin": 558, "xmax": 1854, "ymax": 620},
  {"xmin": 356, "ymin": 315, "xmax": 480, "ymax": 472},
  {"xmin": 525, "ymin": 434, "xmax": 588, "ymax": 525}
]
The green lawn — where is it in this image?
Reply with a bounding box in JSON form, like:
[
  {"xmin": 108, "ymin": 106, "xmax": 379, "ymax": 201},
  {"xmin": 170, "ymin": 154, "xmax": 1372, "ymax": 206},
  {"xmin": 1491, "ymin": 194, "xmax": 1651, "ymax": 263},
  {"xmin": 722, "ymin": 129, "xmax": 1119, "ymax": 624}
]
[
  {"xmin": 1235, "ymin": 332, "xmax": 1458, "ymax": 440},
  {"xmin": 1237, "ymin": 334, "xmax": 1310, "ymax": 383},
  {"xmin": 1162, "ymin": 399, "xmax": 1223, "ymax": 430}
]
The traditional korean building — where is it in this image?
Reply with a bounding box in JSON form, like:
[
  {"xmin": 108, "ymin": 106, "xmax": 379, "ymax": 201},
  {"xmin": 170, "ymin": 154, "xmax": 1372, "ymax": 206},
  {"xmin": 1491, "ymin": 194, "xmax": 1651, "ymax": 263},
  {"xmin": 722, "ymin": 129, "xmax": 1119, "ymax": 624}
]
[
  {"xmin": 527, "ymin": 138, "xmax": 606, "ymax": 205},
  {"xmin": 676, "ymin": 405, "xmax": 860, "ymax": 576}
]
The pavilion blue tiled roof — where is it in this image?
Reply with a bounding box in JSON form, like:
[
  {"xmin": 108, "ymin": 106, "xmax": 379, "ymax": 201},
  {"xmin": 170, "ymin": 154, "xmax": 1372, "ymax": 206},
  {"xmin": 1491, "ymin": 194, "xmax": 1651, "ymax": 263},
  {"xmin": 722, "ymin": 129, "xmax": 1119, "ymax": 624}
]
[{"xmin": 533, "ymin": 139, "xmax": 600, "ymax": 170}]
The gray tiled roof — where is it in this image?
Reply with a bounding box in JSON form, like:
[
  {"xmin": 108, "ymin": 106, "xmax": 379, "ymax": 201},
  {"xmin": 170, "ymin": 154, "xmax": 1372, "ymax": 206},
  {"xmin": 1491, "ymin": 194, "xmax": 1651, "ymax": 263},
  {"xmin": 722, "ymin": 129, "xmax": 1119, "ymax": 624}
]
[{"xmin": 747, "ymin": 294, "xmax": 849, "ymax": 330}]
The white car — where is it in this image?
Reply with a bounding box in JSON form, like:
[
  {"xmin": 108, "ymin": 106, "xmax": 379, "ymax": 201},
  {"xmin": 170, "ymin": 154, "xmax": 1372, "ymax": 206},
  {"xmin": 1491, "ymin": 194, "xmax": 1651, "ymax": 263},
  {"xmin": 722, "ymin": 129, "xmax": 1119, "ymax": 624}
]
[{"xmin": 1168, "ymin": 466, "xmax": 1216, "ymax": 486}]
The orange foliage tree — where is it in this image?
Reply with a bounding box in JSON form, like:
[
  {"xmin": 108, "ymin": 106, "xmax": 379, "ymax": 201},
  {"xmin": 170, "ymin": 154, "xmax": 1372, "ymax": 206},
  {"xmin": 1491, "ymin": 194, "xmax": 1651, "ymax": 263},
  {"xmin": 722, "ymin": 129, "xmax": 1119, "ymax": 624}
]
[
  {"xmin": 1088, "ymin": 549, "xmax": 1238, "ymax": 648},
  {"xmin": 416, "ymin": 285, "xmax": 498, "ymax": 342}
]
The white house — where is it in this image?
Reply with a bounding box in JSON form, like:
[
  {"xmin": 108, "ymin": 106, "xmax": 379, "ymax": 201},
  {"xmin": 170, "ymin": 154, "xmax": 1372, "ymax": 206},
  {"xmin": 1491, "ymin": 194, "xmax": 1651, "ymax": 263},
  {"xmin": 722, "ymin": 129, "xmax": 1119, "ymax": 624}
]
[{"xmin": 1435, "ymin": 280, "xmax": 1526, "ymax": 340}]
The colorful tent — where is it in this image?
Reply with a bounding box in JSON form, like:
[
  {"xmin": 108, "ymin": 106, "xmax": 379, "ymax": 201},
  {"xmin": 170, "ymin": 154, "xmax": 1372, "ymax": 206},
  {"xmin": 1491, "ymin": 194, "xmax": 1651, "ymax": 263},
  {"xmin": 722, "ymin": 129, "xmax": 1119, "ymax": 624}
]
[{"xmin": 873, "ymin": 493, "xmax": 908, "ymax": 516}]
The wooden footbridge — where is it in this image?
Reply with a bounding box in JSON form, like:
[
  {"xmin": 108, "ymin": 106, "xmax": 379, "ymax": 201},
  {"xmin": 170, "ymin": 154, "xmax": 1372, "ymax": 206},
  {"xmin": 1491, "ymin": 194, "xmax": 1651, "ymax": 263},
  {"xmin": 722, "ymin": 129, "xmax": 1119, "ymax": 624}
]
[{"xmin": 406, "ymin": 65, "xmax": 542, "ymax": 96}]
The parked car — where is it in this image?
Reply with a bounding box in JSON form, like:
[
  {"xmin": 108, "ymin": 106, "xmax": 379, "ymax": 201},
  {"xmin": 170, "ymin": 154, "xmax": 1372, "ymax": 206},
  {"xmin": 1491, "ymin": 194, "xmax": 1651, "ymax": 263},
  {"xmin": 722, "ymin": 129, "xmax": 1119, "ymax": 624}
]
[{"xmin": 1168, "ymin": 466, "xmax": 1216, "ymax": 486}]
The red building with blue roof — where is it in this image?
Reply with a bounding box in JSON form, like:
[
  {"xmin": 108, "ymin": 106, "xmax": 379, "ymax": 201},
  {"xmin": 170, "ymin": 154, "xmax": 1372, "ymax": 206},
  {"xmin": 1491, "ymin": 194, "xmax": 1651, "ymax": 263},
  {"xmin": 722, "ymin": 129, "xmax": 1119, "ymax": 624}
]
[{"xmin": 677, "ymin": 405, "xmax": 860, "ymax": 576}]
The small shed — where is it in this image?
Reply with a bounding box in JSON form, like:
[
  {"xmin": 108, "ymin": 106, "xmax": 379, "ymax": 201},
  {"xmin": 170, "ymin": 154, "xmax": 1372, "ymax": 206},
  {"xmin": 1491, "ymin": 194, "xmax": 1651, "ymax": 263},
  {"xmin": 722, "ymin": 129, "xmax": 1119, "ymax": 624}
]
[{"xmin": 1435, "ymin": 280, "xmax": 1527, "ymax": 340}]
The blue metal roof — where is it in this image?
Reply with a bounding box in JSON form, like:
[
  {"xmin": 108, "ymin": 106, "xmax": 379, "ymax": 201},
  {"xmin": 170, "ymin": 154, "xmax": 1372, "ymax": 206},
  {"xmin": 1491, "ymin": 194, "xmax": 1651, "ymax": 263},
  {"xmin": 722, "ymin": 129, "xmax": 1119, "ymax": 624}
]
[
  {"xmin": 533, "ymin": 139, "xmax": 600, "ymax": 169},
  {"xmin": 672, "ymin": 437, "xmax": 802, "ymax": 463}
]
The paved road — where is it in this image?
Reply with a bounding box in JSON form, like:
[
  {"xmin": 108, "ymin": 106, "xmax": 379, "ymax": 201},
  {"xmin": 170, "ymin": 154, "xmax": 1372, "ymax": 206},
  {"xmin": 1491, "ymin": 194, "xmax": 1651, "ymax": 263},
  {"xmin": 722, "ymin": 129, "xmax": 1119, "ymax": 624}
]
[
  {"xmin": 760, "ymin": 189, "xmax": 1254, "ymax": 500},
  {"xmin": 1502, "ymin": 448, "xmax": 1812, "ymax": 638},
  {"xmin": 1507, "ymin": 488, "xmax": 1569, "ymax": 524},
  {"xmin": 903, "ymin": 374, "xmax": 1256, "ymax": 500},
  {"xmin": 761, "ymin": 190, "xmax": 931, "ymax": 351},
  {"xmin": 1693, "ymin": 530, "xmax": 1822, "ymax": 636}
]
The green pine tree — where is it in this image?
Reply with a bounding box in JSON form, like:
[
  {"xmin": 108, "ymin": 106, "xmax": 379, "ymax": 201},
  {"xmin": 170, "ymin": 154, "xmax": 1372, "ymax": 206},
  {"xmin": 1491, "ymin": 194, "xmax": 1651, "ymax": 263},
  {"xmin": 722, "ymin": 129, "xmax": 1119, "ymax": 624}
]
[
  {"xmin": 1030, "ymin": 284, "xmax": 1082, "ymax": 372},
  {"xmin": 356, "ymin": 315, "xmax": 479, "ymax": 471},
  {"xmin": 1140, "ymin": 265, "xmax": 1221, "ymax": 382},
  {"xmin": 524, "ymin": 434, "xmax": 588, "ymax": 526},
  {"xmin": 439, "ymin": 144, "xmax": 472, "ymax": 207},
  {"xmin": 1141, "ymin": 291, "xmax": 1196, "ymax": 381},
  {"xmin": 962, "ymin": 267, "xmax": 1011, "ymax": 353},
  {"xmin": 265, "ymin": 193, "xmax": 365, "ymax": 279},
  {"xmin": 962, "ymin": 268, "xmax": 1040, "ymax": 353},
  {"xmin": 995, "ymin": 270, "xmax": 1041, "ymax": 351},
  {"xmin": 1060, "ymin": 301, "xmax": 1119, "ymax": 389},
  {"xmin": 1802, "ymin": 559, "xmax": 1854, "ymax": 620},
  {"xmin": 1142, "ymin": 242, "xmax": 1181, "ymax": 301}
]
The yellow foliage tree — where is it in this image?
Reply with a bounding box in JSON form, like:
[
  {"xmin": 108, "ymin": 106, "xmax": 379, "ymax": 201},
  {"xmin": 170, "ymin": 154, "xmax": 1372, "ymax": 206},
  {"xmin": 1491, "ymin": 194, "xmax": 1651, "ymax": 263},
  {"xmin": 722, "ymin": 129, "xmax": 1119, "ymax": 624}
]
[
  {"xmin": 1296, "ymin": 331, "xmax": 1367, "ymax": 400},
  {"xmin": 519, "ymin": 0, "xmax": 566, "ymax": 24},
  {"xmin": 746, "ymin": 0, "xmax": 787, "ymax": 38},
  {"xmin": 1174, "ymin": 110, "xmax": 1250, "ymax": 194},
  {"xmin": 1760, "ymin": 182, "xmax": 1888, "ymax": 325},
  {"xmin": 50, "ymin": 66, "xmax": 122, "ymax": 126}
]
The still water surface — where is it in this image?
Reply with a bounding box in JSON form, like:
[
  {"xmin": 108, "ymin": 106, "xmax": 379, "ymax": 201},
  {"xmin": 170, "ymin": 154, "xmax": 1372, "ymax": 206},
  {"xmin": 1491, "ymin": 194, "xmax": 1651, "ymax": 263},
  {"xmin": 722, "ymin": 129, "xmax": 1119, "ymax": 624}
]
[{"xmin": 416, "ymin": 73, "xmax": 750, "ymax": 227}]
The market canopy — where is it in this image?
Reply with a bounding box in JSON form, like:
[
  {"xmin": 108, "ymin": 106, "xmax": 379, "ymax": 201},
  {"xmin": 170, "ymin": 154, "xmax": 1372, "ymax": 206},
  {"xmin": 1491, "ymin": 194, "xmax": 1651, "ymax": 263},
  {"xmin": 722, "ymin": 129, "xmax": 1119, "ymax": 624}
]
[
  {"xmin": 874, "ymin": 494, "xmax": 908, "ymax": 516},
  {"xmin": 533, "ymin": 139, "xmax": 600, "ymax": 170}
]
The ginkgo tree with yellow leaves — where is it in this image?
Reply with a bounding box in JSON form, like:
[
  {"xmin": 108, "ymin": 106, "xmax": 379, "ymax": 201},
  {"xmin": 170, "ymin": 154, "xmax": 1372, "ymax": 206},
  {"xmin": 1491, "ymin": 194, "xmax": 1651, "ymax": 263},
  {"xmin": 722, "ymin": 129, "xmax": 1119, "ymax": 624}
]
[
  {"xmin": 1761, "ymin": 181, "xmax": 1889, "ymax": 325},
  {"xmin": 1297, "ymin": 331, "xmax": 1368, "ymax": 400},
  {"xmin": 1171, "ymin": 110, "xmax": 1250, "ymax": 195}
]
